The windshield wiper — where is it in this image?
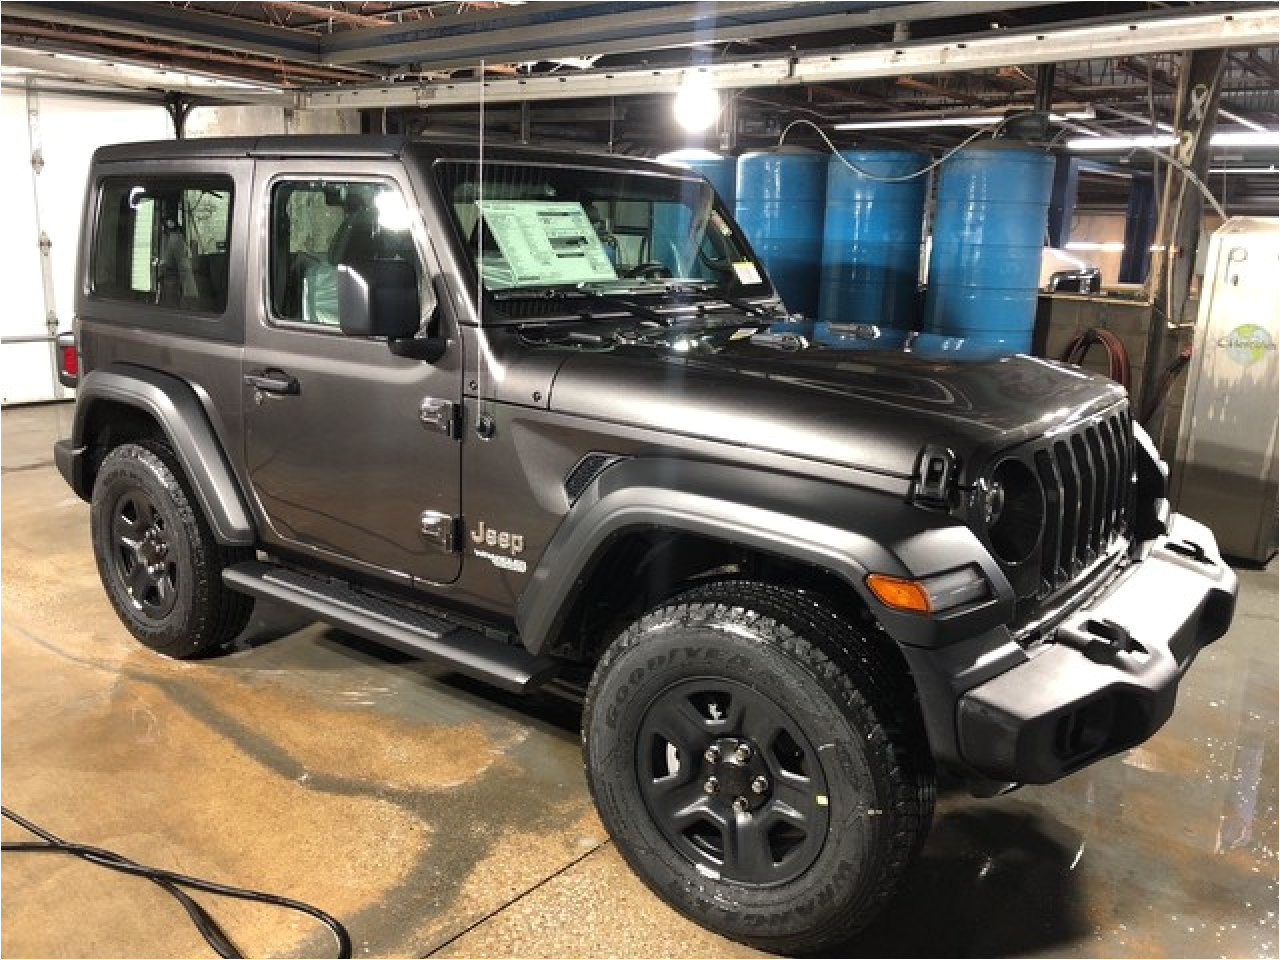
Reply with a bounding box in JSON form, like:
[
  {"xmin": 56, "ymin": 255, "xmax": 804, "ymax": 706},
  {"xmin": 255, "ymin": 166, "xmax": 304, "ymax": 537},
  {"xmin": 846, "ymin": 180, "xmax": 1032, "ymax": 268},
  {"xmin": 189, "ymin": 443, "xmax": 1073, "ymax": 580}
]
[
  {"xmin": 658, "ymin": 282, "xmax": 781, "ymax": 320},
  {"xmin": 493, "ymin": 284, "xmax": 664, "ymax": 323}
]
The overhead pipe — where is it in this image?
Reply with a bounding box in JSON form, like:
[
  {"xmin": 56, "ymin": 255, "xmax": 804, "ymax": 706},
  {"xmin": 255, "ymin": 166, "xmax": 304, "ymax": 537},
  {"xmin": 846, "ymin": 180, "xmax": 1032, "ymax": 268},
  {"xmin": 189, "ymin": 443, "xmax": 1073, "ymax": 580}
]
[{"xmin": 264, "ymin": 1, "xmax": 395, "ymax": 30}]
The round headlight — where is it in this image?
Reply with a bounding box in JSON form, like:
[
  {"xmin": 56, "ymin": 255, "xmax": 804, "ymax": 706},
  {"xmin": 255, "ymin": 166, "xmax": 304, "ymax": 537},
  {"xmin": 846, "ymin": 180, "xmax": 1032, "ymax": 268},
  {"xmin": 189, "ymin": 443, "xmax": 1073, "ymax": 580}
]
[{"xmin": 985, "ymin": 458, "xmax": 1044, "ymax": 566}]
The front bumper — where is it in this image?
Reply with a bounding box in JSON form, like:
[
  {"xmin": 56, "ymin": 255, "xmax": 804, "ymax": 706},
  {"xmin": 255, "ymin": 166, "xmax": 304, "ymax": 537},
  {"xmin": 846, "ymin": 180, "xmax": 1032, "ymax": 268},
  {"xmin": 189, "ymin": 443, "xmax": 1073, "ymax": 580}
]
[{"xmin": 954, "ymin": 513, "xmax": 1237, "ymax": 784}]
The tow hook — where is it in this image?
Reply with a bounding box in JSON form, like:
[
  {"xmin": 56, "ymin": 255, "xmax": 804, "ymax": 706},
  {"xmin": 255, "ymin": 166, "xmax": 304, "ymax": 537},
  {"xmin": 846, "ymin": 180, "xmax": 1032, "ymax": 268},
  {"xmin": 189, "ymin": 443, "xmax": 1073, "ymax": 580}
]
[
  {"xmin": 1165, "ymin": 539, "xmax": 1212, "ymax": 566},
  {"xmin": 1059, "ymin": 618, "xmax": 1145, "ymax": 663}
]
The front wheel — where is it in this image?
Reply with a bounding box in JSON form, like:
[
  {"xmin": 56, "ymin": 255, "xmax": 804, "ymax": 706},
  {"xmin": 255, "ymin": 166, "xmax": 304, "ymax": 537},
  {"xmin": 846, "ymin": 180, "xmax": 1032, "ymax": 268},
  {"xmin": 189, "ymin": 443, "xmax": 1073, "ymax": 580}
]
[{"xmin": 582, "ymin": 581, "xmax": 934, "ymax": 954}]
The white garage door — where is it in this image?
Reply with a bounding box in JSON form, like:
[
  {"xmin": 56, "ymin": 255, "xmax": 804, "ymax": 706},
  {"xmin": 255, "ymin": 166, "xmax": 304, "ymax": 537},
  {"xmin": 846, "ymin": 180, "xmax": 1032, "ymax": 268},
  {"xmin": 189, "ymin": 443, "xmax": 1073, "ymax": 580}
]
[{"xmin": 0, "ymin": 87, "xmax": 170, "ymax": 405}]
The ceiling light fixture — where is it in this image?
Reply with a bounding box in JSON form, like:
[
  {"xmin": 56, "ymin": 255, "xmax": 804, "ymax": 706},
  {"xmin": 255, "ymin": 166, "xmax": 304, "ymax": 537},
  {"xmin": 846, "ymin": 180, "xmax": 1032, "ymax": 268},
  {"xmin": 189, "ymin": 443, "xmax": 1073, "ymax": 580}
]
[{"xmin": 673, "ymin": 73, "xmax": 721, "ymax": 133}]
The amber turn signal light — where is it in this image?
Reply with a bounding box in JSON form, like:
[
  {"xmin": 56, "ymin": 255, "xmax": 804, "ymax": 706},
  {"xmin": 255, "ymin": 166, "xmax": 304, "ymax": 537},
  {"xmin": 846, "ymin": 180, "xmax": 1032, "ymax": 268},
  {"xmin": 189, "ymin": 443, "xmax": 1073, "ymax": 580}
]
[{"xmin": 865, "ymin": 574, "xmax": 933, "ymax": 614}]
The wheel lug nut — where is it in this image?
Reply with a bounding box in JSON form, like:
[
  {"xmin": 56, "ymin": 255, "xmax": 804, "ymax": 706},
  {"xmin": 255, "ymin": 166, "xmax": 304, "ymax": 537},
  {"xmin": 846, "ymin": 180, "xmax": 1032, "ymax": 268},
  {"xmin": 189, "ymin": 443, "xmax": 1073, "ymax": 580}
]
[
  {"xmin": 751, "ymin": 775, "xmax": 769, "ymax": 794},
  {"xmin": 704, "ymin": 745, "xmax": 720, "ymax": 763},
  {"xmin": 703, "ymin": 777, "xmax": 719, "ymax": 794},
  {"xmin": 732, "ymin": 796, "xmax": 749, "ymax": 814},
  {"xmin": 735, "ymin": 743, "xmax": 752, "ymax": 762}
]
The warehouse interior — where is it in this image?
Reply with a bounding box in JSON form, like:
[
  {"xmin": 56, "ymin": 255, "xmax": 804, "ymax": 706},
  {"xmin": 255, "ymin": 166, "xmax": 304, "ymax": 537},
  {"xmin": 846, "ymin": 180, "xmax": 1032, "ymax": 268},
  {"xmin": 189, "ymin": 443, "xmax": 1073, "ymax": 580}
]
[{"xmin": 1, "ymin": 2, "xmax": 1277, "ymax": 957}]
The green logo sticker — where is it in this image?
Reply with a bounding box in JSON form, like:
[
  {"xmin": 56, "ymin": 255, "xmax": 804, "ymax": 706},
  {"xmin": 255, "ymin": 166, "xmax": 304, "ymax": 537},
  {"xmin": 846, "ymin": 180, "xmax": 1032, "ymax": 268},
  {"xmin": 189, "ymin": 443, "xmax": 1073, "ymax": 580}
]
[{"xmin": 1217, "ymin": 324, "xmax": 1277, "ymax": 366}]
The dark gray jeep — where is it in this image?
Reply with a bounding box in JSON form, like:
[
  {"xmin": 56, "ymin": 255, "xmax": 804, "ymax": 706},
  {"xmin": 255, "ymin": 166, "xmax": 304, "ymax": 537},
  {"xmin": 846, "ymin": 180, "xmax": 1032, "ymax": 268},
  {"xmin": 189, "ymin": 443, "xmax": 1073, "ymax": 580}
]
[{"xmin": 55, "ymin": 134, "xmax": 1236, "ymax": 953}]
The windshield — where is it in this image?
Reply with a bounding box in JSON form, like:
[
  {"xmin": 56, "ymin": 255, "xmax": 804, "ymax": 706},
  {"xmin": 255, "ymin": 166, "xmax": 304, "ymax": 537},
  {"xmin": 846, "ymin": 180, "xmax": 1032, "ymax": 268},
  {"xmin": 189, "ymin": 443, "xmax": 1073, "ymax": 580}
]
[{"xmin": 433, "ymin": 159, "xmax": 771, "ymax": 308}]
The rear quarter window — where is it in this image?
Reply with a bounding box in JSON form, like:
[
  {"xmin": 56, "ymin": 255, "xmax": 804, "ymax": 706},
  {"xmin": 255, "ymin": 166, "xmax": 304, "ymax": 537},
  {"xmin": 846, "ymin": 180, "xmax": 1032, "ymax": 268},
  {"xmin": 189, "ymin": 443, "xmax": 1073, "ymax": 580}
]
[{"xmin": 92, "ymin": 175, "xmax": 234, "ymax": 314}]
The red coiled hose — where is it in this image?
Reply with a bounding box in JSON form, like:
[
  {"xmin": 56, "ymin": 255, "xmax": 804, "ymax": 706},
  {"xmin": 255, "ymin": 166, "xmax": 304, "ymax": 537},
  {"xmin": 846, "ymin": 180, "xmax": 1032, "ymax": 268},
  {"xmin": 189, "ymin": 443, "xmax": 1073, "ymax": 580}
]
[{"xmin": 1059, "ymin": 327, "xmax": 1132, "ymax": 390}]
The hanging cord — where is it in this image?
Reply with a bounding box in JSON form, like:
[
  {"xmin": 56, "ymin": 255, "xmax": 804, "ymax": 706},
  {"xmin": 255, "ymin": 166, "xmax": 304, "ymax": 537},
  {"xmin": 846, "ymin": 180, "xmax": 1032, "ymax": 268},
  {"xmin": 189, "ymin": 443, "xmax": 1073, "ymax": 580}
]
[
  {"xmin": 776, "ymin": 116, "xmax": 1008, "ymax": 182},
  {"xmin": 1059, "ymin": 327, "xmax": 1132, "ymax": 390},
  {"xmin": 1, "ymin": 806, "xmax": 352, "ymax": 959},
  {"xmin": 1139, "ymin": 344, "xmax": 1193, "ymax": 427},
  {"xmin": 474, "ymin": 57, "xmax": 491, "ymax": 435}
]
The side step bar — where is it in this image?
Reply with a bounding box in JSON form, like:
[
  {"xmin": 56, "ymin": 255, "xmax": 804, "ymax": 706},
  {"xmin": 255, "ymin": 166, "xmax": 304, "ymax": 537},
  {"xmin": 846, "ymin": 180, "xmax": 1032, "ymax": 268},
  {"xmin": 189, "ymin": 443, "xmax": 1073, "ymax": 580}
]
[{"xmin": 223, "ymin": 561, "xmax": 557, "ymax": 694}]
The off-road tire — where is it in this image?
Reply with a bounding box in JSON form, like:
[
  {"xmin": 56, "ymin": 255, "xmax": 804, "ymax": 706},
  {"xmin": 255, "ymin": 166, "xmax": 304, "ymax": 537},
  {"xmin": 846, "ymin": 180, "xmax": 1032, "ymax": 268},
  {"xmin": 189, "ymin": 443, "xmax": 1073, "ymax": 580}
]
[
  {"xmin": 90, "ymin": 441, "xmax": 253, "ymax": 657},
  {"xmin": 582, "ymin": 580, "xmax": 935, "ymax": 954}
]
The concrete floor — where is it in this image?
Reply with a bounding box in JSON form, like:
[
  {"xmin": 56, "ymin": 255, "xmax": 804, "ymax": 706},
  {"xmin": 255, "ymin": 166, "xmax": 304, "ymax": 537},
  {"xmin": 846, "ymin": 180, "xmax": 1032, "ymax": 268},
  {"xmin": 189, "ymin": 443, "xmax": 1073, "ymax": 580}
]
[{"xmin": 2, "ymin": 401, "xmax": 1276, "ymax": 959}]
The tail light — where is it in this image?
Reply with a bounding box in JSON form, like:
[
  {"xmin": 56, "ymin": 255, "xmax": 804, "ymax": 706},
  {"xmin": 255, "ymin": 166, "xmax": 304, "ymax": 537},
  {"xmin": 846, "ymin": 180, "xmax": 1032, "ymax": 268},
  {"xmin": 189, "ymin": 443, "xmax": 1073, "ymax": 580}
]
[{"xmin": 56, "ymin": 330, "xmax": 78, "ymax": 388}]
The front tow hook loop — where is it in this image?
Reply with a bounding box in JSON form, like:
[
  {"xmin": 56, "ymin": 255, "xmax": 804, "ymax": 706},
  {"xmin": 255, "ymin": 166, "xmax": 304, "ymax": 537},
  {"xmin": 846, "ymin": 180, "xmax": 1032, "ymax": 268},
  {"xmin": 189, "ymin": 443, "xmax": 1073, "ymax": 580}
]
[
  {"xmin": 1165, "ymin": 539, "xmax": 1212, "ymax": 566},
  {"xmin": 1061, "ymin": 618, "xmax": 1145, "ymax": 663}
]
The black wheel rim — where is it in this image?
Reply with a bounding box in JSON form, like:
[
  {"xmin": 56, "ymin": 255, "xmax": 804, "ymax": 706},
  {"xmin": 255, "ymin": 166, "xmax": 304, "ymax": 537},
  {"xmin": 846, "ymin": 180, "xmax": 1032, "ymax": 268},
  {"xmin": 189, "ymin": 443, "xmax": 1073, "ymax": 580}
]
[
  {"xmin": 109, "ymin": 489, "xmax": 178, "ymax": 620},
  {"xmin": 636, "ymin": 677, "xmax": 830, "ymax": 886}
]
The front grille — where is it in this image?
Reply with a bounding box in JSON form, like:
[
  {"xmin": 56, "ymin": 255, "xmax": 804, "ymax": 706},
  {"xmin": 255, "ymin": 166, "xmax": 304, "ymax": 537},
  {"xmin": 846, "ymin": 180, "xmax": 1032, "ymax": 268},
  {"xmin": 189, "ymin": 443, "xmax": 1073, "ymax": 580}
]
[{"xmin": 1031, "ymin": 407, "xmax": 1135, "ymax": 596}]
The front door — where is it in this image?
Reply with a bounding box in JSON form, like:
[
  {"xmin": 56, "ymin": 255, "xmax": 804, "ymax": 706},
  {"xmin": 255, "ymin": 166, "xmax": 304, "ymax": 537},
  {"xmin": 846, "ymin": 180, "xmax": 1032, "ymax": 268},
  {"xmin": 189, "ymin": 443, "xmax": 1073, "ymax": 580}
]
[{"xmin": 242, "ymin": 160, "xmax": 462, "ymax": 585}]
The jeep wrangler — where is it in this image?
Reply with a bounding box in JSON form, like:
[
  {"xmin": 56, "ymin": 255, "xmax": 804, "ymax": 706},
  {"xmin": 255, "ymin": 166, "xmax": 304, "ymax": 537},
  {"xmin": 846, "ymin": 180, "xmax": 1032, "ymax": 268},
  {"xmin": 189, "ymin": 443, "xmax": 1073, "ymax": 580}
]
[{"xmin": 55, "ymin": 135, "xmax": 1237, "ymax": 953}]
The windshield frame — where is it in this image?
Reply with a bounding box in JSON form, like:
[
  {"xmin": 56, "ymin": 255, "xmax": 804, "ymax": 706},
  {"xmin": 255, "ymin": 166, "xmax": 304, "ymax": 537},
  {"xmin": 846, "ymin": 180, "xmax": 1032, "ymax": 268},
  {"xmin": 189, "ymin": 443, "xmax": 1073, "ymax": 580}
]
[{"xmin": 428, "ymin": 155, "xmax": 775, "ymax": 325}]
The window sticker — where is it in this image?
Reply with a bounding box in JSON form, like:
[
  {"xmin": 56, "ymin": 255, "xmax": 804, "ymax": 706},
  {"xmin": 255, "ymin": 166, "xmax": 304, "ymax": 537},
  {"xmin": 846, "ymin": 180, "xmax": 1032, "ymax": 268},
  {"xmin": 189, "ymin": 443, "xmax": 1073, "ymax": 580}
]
[
  {"xmin": 732, "ymin": 260, "xmax": 762, "ymax": 285},
  {"xmin": 478, "ymin": 200, "xmax": 618, "ymax": 287}
]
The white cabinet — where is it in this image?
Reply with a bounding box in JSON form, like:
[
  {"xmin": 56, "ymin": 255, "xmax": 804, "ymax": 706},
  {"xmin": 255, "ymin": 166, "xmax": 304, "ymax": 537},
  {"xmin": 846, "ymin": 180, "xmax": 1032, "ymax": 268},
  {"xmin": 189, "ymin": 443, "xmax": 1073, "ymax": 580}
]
[{"xmin": 1171, "ymin": 217, "xmax": 1280, "ymax": 562}]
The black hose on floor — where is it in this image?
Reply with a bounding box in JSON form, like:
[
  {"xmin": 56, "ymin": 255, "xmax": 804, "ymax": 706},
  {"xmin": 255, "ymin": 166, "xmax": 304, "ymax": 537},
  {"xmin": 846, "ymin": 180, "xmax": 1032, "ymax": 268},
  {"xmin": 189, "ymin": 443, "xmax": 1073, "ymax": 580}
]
[{"xmin": 1, "ymin": 805, "xmax": 352, "ymax": 959}]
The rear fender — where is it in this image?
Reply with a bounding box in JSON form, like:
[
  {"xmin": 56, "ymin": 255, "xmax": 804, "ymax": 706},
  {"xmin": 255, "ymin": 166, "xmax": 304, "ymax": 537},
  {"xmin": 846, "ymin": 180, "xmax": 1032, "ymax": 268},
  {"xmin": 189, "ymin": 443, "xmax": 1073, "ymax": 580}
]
[{"xmin": 67, "ymin": 364, "xmax": 254, "ymax": 546}]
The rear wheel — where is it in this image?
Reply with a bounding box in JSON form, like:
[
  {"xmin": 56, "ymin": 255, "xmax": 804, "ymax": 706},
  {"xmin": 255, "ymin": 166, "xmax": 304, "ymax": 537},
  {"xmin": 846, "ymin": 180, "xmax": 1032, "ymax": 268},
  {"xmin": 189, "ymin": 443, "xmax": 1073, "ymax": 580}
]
[
  {"xmin": 90, "ymin": 441, "xmax": 252, "ymax": 657},
  {"xmin": 583, "ymin": 580, "xmax": 934, "ymax": 954}
]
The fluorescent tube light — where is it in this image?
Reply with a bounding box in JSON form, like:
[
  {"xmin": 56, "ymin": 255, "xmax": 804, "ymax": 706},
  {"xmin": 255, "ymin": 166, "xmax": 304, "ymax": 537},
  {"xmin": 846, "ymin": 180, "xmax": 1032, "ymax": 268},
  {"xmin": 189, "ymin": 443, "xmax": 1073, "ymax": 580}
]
[
  {"xmin": 1067, "ymin": 130, "xmax": 1280, "ymax": 151},
  {"xmin": 835, "ymin": 116, "xmax": 1003, "ymax": 130},
  {"xmin": 1208, "ymin": 165, "xmax": 1279, "ymax": 175},
  {"xmin": 1211, "ymin": 131, "xmax": 1280, "ymax": 147},
  {"xmin": 834, "ymin": 109, "xmax": 1093, "ymax": 131},
  {"xmin": 1066, "ymin": 134, "xmax": 1177, "ymax": 151}
]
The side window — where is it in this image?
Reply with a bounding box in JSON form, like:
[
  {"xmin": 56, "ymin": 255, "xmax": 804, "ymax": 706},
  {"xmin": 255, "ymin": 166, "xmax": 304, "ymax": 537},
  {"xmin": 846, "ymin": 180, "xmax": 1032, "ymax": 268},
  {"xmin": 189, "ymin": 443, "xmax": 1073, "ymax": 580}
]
[
  {"xmin": 269, "ymin": 179, "xmax": 419, "ymax": 327},
  {"xmin": 93, "ymin": 176, "xmax": 233, "ymax": 312}
]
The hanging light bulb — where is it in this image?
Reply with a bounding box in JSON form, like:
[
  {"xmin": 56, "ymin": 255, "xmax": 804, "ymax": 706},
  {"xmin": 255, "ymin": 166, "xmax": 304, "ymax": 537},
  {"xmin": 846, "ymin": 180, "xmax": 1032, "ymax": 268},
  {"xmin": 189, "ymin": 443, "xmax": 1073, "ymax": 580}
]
[{"xmin": 674, "ymin": 73, "xmax": 721, "ymax": 133}]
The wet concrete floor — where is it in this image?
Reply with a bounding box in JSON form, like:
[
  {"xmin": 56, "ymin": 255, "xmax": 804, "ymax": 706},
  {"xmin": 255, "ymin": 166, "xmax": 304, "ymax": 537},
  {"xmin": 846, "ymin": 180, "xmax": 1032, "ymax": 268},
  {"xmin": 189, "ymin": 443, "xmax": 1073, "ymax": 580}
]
[{"xmin": 2, "ymin": 402, "xmax": 1276, "ymax": 958}]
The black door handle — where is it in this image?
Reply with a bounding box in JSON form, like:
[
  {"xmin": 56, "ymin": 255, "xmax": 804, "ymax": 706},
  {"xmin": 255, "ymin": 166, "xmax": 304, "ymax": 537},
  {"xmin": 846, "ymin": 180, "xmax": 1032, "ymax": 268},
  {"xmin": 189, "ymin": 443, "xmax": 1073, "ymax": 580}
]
[{"xmin": 244, "ymin": 370, "xmax": 300, "ymax": 395}]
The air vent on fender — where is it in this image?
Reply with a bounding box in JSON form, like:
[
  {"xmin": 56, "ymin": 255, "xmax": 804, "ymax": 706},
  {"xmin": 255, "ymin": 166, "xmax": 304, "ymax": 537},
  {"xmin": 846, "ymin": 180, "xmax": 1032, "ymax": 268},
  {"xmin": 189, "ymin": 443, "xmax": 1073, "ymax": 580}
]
[{"xmin": 565, "ymin": 453, "xmax": 624, "ymax": 502}]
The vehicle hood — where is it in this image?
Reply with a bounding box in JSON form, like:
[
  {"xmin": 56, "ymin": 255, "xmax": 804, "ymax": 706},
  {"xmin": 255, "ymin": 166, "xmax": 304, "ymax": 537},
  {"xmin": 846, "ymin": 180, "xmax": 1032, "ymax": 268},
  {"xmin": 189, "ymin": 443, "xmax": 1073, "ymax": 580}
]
[{"xmin": 547, "ymin": 336, "xmax": 1127, "ymax": 482}]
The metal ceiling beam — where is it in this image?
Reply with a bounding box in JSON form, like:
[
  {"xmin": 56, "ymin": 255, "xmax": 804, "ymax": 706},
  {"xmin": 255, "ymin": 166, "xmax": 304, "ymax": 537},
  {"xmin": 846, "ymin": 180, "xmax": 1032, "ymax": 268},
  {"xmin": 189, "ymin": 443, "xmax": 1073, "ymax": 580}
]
[
  {"xmin": 1, "ymin": 1, "xmax": 324, "ymax": 65},
  {"xmin": 301, "ymin": 6, "xmax": 1280, "ymax": 110},
  {"xmin": 1, "ymin": 23, "xmax": 365, "ymax": 83},
  {"xmin": 0, "ymin": 46, "xmax": 293, "ymax": 103},
  {"xmin": 320, "ymin": 1, "xmax": 1057, "ymax": 69},
  {"xmin": 0, "ymin": 77, "xmax": 168, "ymax": 105}
]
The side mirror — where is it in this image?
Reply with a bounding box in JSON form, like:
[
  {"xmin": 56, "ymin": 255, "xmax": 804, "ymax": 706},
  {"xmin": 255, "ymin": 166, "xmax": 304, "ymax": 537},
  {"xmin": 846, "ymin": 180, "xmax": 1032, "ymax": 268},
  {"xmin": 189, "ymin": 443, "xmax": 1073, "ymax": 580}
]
[
  {"xmin": 337, "ymin": 261, "xmax": 445, "ymax": 361},
  {"xmin": 337, "ymin": 261, "xmax": 419, "ymax": 338}
]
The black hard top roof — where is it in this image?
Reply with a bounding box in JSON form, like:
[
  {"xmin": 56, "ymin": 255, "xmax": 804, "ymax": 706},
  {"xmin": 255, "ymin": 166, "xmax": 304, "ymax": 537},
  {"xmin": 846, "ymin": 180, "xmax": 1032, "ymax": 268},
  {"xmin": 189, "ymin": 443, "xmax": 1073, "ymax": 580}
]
[{"xmin": 91, "ymin": 134, "xmax": 682, "ymax": 175}]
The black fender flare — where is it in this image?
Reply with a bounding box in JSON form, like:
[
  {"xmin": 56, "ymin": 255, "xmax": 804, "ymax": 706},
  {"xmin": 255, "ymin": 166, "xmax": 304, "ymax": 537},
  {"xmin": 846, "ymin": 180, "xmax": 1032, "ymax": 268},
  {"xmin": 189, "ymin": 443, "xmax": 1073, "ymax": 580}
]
[
  {"xmin": 66, "ymin": 364, "xmax": 255, "ymax": 546},
  {"xmin": 515, "ymin": 457, "xmax": 1014, "ymax": 655}
]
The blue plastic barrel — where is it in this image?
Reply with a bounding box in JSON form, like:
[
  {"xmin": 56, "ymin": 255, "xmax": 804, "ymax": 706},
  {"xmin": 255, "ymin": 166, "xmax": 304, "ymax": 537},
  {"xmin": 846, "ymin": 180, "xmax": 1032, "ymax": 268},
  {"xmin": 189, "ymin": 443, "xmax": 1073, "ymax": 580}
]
[
  {"xmin": 911, "ymin": 331, "xmax": 1022, "ymax": 360},
  {"xmin": 658, "ymin": 149, "xmax": 737, "ymax": 207},
  {"xmin": 735, "ymin": 147, "xmax": 827, "ymax": 325},
  {"xmin": 817, "ymin": 149, "xmax": 928, "ymax": 340},
  {"xmin": 922, "ymin": 143, "xmax": 1055, "ymax": 354}
]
